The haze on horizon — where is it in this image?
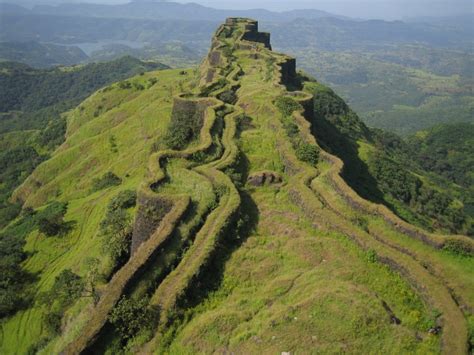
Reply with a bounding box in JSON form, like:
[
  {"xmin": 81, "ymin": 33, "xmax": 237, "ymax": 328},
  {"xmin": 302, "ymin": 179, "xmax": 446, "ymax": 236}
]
[{"xmin": 10, "ymin": 0, "xmax": 474, "ymax": 20}]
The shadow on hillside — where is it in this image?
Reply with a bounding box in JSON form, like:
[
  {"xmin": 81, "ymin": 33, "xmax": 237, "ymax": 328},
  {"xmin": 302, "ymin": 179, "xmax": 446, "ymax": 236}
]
[
  {"xmin": 310, "ymin": 112, "xmax": 387, "ymax": 205},
  {"xmin": 180, "ymin": 188, "xmax": 259, "ymax": 309}
]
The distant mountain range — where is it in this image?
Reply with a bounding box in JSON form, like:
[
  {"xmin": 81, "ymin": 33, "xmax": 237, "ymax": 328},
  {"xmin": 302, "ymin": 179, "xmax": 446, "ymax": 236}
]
[{"xmin": 1, "ymin": 1, "xmax": 346, "ymax": 21}]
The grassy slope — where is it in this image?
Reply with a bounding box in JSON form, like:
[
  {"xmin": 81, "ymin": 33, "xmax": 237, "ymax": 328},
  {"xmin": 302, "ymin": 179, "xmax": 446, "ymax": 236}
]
[
  {"xmin": 0, "ymin": 68, "xmax": 187, "ymax": 354},
  {"xmin": 1, "ymin": 18, "xmax": 473, "ymax": 355},
  {"xmin": 161, "ymin": 41, "xmax": 471, "ymax": 353}
]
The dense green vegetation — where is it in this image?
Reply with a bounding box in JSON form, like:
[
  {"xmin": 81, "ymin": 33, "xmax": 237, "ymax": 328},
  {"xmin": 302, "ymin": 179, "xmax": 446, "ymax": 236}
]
[
  {"xmin": 0, "ymin": 201, "xmax": 70, "ymax": 318},
  {"xmin": 288, "ymin": 48, "xmax": 473, "ymax": 135},
  {"xmin": 163, "ymin": 103, "xmax": 205, "ymax": 150},
  {"xmin": 408, "ymin": 123, "xmax": 474, "ymax": 189},
  {"xmin": 275, "ymin": 96, "xmax": 320, "ymax": 165},
  {"xmin": 0, "ymin": 234, "xmax": 30, "ymax": 318},
  {"xmin": 0, "ymin": 41, "xmax": 87, "ymax": 68},
  {"xmin": 367, "ymin": 152, "xmax": 467, "ymax": 233},
  {"xmin": 0, "ymin": 56, "xmax": 167, "ymax": 229},
  {"xmin": 91, "ymin": 172, "xmax": 122, "ymax": 192},
  {"xmin": 305, "ymin": 82, "xmax": 472, "ymax": 235},
  {"xmin": 0, "ymin": 57, "xmax": 166, "ymax": 115},
  {"xmin": 109, "ymin": 296, "xmax": 156, "ymax": 341},
  {"xmin": 99, "ymin": 190, "xmax": 136, "ymax": 266}
]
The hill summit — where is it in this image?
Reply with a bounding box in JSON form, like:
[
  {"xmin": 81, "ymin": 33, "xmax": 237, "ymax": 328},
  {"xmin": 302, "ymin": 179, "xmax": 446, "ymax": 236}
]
[{"xmin": 1, "ymin": 18, "xmax": 473, "ymax": 354}]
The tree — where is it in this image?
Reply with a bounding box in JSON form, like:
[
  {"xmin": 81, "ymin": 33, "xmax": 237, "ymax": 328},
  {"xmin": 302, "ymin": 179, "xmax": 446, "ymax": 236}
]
[
  {"xmin": 100, "ymin": 209, "xmax": 132, "ymax": 263},
  {"xmin": 48, "ymin": 269, "xmax": 84, "ymax": 308},
  {"xmin": 109, "ymin": 296, "xmax": 156, "ymax": 340}
]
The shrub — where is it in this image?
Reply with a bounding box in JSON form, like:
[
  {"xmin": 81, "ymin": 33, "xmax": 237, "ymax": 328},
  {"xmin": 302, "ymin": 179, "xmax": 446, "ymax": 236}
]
[
  {"xmin": 148, "ymin": 77, "xmax": 158, "ymax": 87},
  {"xmin": 133, "ymin": 83, "xmax": 145, "ymax": 91},
  {"xmin": 38, "ymin": 218, "xmax": 63, "ymax": 237},
  {"xmin": 366, "ymin": 249, "xmax": 378, "ymax": 263},
  {"xmin": 118, "ymin": 81, "xmax": 132, "ymax": 90},
  {"xmin": 163, "ymin": 103, "xmax": 204, "ymax": 150},
  {"xmin": 100, "ymin": 209, "xmax": 132, "ymax": 263},
  {"xmin": 44, "ymin": 312, "xmax": 62, "ymax": 335},
  {"xmin": 282, "ymin": 119, "xmax": 300, "ymax": 138},
  {"xmin": 109, "ymin": 296, "xmax": 156, "ymax": 340},
  {"xmin": 37, "ymin": 201, "xmax": 70, "ymax": 237},
  {"xmin": 50, "ymin": 269, "xmax": 84, "ymax": 308},
  {"xmin": 91, "ymin": 172, "xmax": 122, "ymax": 192},
  {"xmin": 443, "ymin": 238, "xmax": 473, "ymax": 257},
  {"xmin": 295, "ymin": 142, "xmax": 319, "ymax": 165},
  {"xmin": 275, "ymin": 96, "xmax": 302, "ymax": 117},
  {"xmin": 108, "ymin": 190, "xmax": 137, "ymax": 212},
  {"xmin": 100, "ymin": 192, "xmax": 136, "ymax": 264},
  {"xmin": 218, "ymin": 89, "xmax": 237, "ymax": 104},
  {"xmin": 353, "ymin": 215, "xmax": 369, "ymax": 232}
]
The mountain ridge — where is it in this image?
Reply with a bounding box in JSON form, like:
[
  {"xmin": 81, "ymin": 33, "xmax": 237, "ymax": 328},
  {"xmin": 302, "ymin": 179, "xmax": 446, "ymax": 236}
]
[{"xmin": 1, "ymin": 17, "xmax": 473, "ymax": 354}]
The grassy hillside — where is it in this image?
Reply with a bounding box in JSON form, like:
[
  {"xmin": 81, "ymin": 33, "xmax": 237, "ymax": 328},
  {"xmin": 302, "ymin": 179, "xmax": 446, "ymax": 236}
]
[
  {"xmin": 1, "ymin": 18, "xmax": 473, "ymax": 355},
  {"xmin": 0, "ymin": 56, "xmax": 168, "ymax": 231},
  {"xmin": 0, "ymin": 67, "xmax": 189, "ymax": 353}
]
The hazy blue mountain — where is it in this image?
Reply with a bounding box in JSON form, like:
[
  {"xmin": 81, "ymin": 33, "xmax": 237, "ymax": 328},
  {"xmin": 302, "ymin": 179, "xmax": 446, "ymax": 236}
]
[
  {"xmin": 30, "ymin": 1, "xmax": 343, "ymax": 21},
  {"xmin": 0, "ymin": 41, "xmax": 88, "ymax": 68}
]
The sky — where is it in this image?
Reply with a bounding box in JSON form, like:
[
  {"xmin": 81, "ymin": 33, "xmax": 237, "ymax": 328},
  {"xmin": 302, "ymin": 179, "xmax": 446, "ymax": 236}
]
[{"xmin": 13, "ymin": 0, "xmax": 474, "ymax": 20}]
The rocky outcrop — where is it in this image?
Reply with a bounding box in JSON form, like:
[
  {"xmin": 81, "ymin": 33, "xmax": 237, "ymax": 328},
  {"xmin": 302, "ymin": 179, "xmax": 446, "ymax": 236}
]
[{"xmin": 247, "ymin": 171, "xmax": 283, "ymax": 187}]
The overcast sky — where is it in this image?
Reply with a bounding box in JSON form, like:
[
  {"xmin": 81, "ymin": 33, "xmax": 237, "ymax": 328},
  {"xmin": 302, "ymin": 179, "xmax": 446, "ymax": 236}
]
[{"xmin": 16, "ymin": 0, "xmax": 474, "ymax": 19}]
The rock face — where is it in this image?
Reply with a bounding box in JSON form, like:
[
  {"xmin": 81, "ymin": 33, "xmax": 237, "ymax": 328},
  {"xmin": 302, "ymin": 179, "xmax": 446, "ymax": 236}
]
[
  {"xmin": 247, "ymin": 171, "xmax": 283, "ymax": 187},
  {"xmin": 279, "ymin": 57, "xmax": 297, "ymax": 84}
]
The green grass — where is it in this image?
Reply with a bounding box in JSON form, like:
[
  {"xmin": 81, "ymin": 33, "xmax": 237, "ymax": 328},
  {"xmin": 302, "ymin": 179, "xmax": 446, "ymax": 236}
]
[
  {"xmin": 0, "ymin": 68, "xmax": 190, "ymax": 354},
  {"xmin": 166, "ymin": 189, "xmax": 439, "ymax": 354}
]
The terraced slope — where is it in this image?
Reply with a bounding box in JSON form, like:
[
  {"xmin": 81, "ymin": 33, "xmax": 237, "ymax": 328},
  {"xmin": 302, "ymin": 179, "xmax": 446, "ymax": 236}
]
[{"xmin": 1, "ymin": 18, "xmax": 473, "ymax": 354}]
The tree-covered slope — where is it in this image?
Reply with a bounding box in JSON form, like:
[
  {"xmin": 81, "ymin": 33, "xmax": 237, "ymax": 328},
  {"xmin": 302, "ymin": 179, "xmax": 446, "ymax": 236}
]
[
  {"xmin": 282, "ymin": 47, "xmax": 473, "ymax": 136},
  {"xmin": 0, "ymin": 18, "xmax": 472, "ymax": 355},
  {"xmin": 0, "ymin": 41, "xmax": 88, "ymax": 68},
  {"xmin": 306, "ymin": 82, "xmax": 473, "ymax": 235},
  {"xmin": 0, "ymin": 56, "xmax": 168, "ymax": 237}
]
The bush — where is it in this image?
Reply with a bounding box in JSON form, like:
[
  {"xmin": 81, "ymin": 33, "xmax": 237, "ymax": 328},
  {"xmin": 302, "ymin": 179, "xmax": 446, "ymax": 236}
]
[
  {"xmin": 443, "ymin": 238, "xmax": 473, "ymax": 257},
  {"xmin": 37, "ymin": 201, "xmax": 70, "ymax": 237},
  {"xmin": 100, "ymin": 209, "xmax": 132, "ymax": 262},
  {"xmin": 109, "ymin": 296, "xmax": 156, "ymax": 340},
  {"xmin": 91, "ymin": 172, "xmax": 122, "ymax": 192},
  {"xmin": 118, "ymin": 81, "xmax": 132, "ymax": 90},
  {"xmin": 100, "ymin": 192, "xmax": 135, "ymax": 265},
  {"xmin": 163, "ymin": 103, "xmax": 204, "ymax": 150},
  {"xmin": 38, "ymin": 218, "xmax": 63, "ymax": 237},
  {"xmin": 44, "ymin": 312, "xmax": 62, "ymax": 335},
  {"xmin": 282, "ymin": 119, "xmax": 299, "ymax": 138},
  {"xmin": 274, "ymin": 96, "xmax": 302, "ymax": 117},
  {"xmin": 366, "ymin": 249, "xmax": 378, "ymax": 263},
  {"xmin": 218, "ymin": 89, "xmax": 237, "ymax": 104},
  {"xmin": 295, "ymin": 142, "xmax": 319, "ymax": 165},
  {"xmin": 48, "ymin": 269, "xmax": 84, "ymax": 308},
  {"xmin": 108, "ymin": 190, "xmax": 137, "ymax": 211}
]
